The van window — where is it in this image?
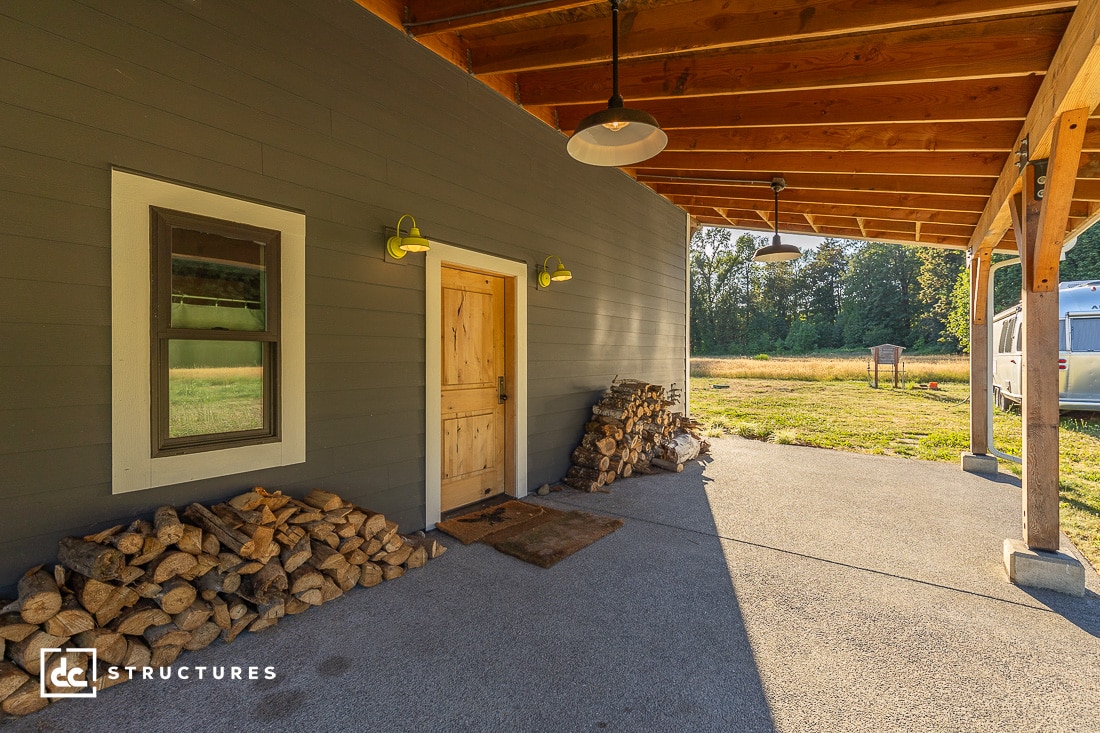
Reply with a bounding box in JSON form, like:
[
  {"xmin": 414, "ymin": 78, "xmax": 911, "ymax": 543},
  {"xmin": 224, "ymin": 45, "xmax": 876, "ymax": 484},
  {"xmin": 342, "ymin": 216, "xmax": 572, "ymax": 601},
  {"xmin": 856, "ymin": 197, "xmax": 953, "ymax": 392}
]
[
  {"xmin": 1069, "ymin": 317, "xmax": 1100, "ymax": 352},
  {"xmin": 999, "ymin": 316, "xmax": 1016, "ymax": 352}
]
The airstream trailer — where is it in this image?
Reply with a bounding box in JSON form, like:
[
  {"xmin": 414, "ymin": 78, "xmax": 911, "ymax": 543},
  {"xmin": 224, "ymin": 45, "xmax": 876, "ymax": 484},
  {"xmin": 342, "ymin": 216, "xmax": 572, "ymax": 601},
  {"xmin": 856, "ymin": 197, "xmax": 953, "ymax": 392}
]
[{"xmin": 992, "ymin": 280, "xmax": 1100, "ymax": 411}]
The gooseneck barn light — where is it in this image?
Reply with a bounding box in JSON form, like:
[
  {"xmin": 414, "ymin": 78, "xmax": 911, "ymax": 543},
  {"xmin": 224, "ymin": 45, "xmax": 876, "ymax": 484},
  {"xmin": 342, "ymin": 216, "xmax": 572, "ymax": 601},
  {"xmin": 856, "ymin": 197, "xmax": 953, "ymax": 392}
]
[
  {"xmin": 566, "ymin": 0, "xmax": 667, "ymax": 167},
  {"xmin": 537, "ymin": 255, "xmax": 572, "ymax": 289},
  {"xmin": 752, "ymin": 179, "xmax": 801, "ymax": 262},
  {"xmin": 385, "ymin": 214, "xmax": 430, "ymax": 260}
]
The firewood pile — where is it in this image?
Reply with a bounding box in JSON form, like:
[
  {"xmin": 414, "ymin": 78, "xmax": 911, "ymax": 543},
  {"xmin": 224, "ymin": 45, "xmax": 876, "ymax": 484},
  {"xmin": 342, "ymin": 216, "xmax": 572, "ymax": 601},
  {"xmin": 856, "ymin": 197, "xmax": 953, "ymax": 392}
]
[
  {"xmin": 0, "ymin": 488, "xmax": 445, "ymax": 717},
  {"xmin": 564, "ymin": 378, "xmax": 709, "ymax": 492}
]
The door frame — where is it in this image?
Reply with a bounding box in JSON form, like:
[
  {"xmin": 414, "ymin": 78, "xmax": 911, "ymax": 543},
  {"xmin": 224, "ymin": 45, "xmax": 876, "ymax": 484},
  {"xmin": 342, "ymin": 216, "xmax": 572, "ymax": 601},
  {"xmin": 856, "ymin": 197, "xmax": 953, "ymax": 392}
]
[{"xmin": 425, "ymin": 244, "xmax": 528, "ymax": 528}]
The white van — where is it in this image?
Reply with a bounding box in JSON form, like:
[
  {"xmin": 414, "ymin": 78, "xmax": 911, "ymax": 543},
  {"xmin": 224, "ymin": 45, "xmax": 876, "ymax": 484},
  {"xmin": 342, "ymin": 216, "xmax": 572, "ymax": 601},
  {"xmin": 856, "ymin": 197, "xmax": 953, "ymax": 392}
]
[{"xmin": 992, "ymin": 280, "xmax": 1100, "ymax": 412}]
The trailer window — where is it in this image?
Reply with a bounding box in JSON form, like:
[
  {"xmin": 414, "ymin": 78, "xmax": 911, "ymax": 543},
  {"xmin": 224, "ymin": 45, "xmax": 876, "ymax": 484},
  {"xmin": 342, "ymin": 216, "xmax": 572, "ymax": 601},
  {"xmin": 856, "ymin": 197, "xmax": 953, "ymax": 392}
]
[
  {"xmin": 999, "ymin": 316, "xmax": 1016, "ymax": 352},
  {"xmin": 1059, "ymin": 319, "xmax": 1066, "ymax": 351},
  {"xmin": 1069, "ymin": 317, "xmax": 1100, "ymax": 352}
]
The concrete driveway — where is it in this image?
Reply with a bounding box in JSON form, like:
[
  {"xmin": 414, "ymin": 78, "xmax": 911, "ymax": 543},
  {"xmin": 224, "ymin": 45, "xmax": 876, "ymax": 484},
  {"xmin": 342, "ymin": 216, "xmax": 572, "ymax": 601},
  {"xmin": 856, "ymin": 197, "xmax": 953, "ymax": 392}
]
[{"xmin": 5, "ymin": 437, "xmax": 1099, "ymax": 732}]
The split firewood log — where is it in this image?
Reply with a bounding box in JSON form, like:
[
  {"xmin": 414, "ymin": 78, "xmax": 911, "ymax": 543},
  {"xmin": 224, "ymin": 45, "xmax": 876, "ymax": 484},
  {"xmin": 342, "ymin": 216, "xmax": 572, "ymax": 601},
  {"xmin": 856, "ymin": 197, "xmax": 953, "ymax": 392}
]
[
  {"xmin": 567, "ymin": 466, "xmax": 605, "ymax": 486},
  {"xmin": 74, "ymin": 628, "xmax": 128, "ymax": 666},
  {"xmin": 176, "ymin": 524, "xmax": 204, "ymax": 555},
  {"xmin": 280, "ymin": 534, "xmax": 312, "ymax": 574},
  {"xmin": 118, "ymin": 565, "xmax": 144, "ymax": 584},
  {"xmin": 3, "ymin": 568, "xmax": 63, "ymax": 625},
  {"xmin": 201, "ymin": 531, "xmax": 221, "ymax": 556},
  {"xmin": 302, "ymin": 489, "xmax": 343, "ymax": 512},
  {"xmin": 381, "ymin": 565, "xmax": 405, "ymax": 581},
  {"xmin": 0, "ymin": 612, "xmax": 37, "ymax": 643},
  {"xmin": 378, "ymin": 544, "xmax": 414, "ymax": 567},
  {"xmin": 121, "ymin": 637, "xmax": 152, "ymax": 669},
  {"xmin": 293, "ymin": 589, "xmax": 323, "ymax": 606},
  {"xmin": 307, "ymin": 542, "xmax": 345, "ymax": 571},
  {"xmin": 580, "ymin": 433, "xmax": 617, "ymax": 456},
  {"xmin": 405, "ymin": 545, "xmax": 428, "ymax": 570},
  {"xmin": 130, "ymin": 536, "xmax": 167, "ymax": 566},
  {"xmin": 151, "ymin": 551, "xmax": 198, "ymax": 584},
  {"xmin": 9, "ymin": 630, "xmax": 69, "ymax": 675},
  {"xmin": 94, "ymin": 584, "xmax": 140, "ymax": 627},
  {"xmin": 358, "ymin": 511, "xmax": 387, "ymax": 539},
  {"xmin": 318, "ymin": 577, "xmax": 342, "ymax": 603},
  {"xmin": 288, "ymin": 567, "xmax": 324, "ymax": 595},
  {"xmin": 112, "ymin": 600, "xmax": 172, "ymax": 636},
  {"xmin": 403, "ymin": 534, "xmax": 448, "ymax": 560},
  {"xmin": 194, "ymin": 568, "xmax": 242, "ymax": 599},
  {"xmin": 155, "ymin": 578, "xmax": 198, "ymax": 615},
  {"xmin": 357, "ymin": 562, "xmax": 383, "ymax": 588},
  {"xmin": 183, "ymin": 621, "xmax": 221, "ymax": 651},
  {"xmin": 43, "ymin": 597, "xmax": 94, "ymax": 638},
  {"xmin": 0, "ymin": 661, "xmax": 31, "ymax": 705},
  {"xmin": 150, "ymin": 644, "xmax": 182, "ymax": 668},
  {"xmin": 183, "ymin": 503, "xmax": 248, "ymax": 555},
  {"xmin": 650, "ymin": 458, "xmax": 684, "ymax": 473},
  {"xmin": 571, "ymin": 447, "xmax": 611, "ymax": 471},
  {"xmin": 221, "ymin": 613, "xmax": 258, "ymax": 644},
  {"xmin": 154, "ymin": 506, "xmax": 184, "ymax": 546},
  {"xmin": 284, "ymin": 596, "xmax": 313, "ymax": 615},
  {"xmin": 143, "ymin": 622, "xmax": 190, "ymax": 649},
  {"xmin": 1, "ymin": 680, "xmax": 48, "ymax": 716},
  {"xmin": 209, "ymin": 596, "xmax": 231, "ymax": 630},
  {"xmin": 173, "ymin": 600, "xmax": 212, "ymax": 632},
  {"xmin": 375, "ymin": 520, "xmax": 399, "ymax": 547},
  {"xmin": 563, "ymin": 476, "xmax": 599, "ymax": 492}
]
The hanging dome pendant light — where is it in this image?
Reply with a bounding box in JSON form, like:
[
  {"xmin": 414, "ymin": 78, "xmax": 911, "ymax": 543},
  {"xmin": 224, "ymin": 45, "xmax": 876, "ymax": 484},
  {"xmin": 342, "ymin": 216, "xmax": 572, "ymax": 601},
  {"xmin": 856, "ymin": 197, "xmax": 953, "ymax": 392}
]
[
  {"xmin": 567, "ymin": 0, "xmax": 667, "ymax": 166},
  {"xmin": 752, "ymin": 179, "xmax": 802, "ymax": 262}
]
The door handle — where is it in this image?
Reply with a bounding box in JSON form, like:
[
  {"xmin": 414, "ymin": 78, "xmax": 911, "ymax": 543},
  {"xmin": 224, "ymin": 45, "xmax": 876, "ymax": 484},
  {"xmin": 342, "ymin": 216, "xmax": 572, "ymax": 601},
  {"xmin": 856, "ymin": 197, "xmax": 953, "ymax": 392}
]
[{"xmin": 498, "ymin": 376, "xmax": 508, "ymax": 403}]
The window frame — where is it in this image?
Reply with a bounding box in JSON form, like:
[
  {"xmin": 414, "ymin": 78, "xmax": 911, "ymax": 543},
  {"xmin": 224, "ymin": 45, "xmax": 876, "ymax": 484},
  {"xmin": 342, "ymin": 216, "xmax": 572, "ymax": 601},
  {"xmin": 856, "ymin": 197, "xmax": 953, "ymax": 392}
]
[
  {"xmin": 149, "ymin": 207, "xmax": 282, "ymax": 456},
  {"xmin": 111, "ymin": 169, "xmax": 305, "ymax": 494}
]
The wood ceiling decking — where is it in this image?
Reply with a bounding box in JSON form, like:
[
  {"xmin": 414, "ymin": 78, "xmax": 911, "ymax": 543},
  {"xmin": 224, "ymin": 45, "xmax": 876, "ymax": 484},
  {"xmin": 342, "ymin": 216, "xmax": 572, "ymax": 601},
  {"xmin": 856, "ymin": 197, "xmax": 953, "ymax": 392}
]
[{"xmin": 357, "ymin": 0, "xmax": 1100, "ymax": 254}]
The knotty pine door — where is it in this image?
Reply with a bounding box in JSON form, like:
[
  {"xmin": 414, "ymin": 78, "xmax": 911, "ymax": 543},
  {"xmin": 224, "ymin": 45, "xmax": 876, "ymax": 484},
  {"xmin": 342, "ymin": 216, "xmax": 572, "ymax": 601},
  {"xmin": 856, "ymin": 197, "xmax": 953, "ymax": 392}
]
[{"xmin": 440, "ymin": 265, "xmax": 508, "ymax": 511}]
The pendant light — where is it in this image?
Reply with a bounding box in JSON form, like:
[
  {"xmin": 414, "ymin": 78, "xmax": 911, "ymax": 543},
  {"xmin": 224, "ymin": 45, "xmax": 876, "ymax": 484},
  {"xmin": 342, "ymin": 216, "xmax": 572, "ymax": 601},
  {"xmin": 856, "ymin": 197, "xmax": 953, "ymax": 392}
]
[
  {"xmin": 752, "ymin": 179, "xmax": 801, "ymax": 262},
  {"xmin": 567, "ymin": 0, "xmax": 667, "ymax": 167}
]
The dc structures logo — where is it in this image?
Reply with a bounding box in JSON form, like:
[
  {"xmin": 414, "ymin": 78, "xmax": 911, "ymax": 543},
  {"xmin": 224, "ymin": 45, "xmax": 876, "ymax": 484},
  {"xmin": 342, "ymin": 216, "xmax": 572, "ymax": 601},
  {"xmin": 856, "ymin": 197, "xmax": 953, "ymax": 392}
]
[{"xmin": 39, "ymin": 648, "xmax": 98, "ymax": 699}]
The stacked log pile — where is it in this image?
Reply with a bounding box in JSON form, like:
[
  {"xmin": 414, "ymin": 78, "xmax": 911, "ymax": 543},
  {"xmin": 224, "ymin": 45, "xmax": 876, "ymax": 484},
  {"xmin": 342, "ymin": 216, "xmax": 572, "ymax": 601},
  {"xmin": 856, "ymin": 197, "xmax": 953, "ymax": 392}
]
[
  {"xmin": 564, "ymin": 379, "xmax": 709, "ymax": 492},
  {"xmin": 0, "ymin": 488, "xmax": 445, "ymax": 717}
]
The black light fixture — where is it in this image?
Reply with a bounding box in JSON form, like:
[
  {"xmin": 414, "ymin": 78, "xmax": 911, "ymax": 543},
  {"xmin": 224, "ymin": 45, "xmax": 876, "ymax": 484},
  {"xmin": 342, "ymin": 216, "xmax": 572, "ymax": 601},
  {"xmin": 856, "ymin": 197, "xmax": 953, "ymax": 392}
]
[
  {"xmin": 566, "ymin": 0, "xmax": 667, "ymax": 167},
  {"xmin": 752, "ymin": 178, "xmax": 801, "ymax": 262}
]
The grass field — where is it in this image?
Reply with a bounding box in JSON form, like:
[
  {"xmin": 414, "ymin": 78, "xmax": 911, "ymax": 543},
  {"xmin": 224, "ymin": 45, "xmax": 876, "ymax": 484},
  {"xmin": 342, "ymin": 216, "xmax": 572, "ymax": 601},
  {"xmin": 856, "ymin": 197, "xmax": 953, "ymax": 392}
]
[
  {"xmin": 690, "ymin": 356, "xmax": 1100, "ymax": 574},
  {"xmin": 168, "ymin": 366, "xmax": 263, "ymax": 437}
]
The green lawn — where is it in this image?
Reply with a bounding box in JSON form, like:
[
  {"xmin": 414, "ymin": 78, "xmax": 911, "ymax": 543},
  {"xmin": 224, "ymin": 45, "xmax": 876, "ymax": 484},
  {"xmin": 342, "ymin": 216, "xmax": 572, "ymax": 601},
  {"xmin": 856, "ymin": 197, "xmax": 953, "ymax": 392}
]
[
  {"xmin": 690, "ymin": 374, "xmax": 1100, "ymax": 574},
  {"xmin": 168, "ymin": 367, "xmax": 263, "ymax": 437}
]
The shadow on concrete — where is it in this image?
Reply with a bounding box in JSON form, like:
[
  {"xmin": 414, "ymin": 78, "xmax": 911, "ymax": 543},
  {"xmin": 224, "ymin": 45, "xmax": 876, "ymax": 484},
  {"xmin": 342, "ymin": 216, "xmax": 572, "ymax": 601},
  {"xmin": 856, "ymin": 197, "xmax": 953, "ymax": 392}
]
[{"xmin": 2, "ymin": 457, "xmax": 775, "ymax": 733}]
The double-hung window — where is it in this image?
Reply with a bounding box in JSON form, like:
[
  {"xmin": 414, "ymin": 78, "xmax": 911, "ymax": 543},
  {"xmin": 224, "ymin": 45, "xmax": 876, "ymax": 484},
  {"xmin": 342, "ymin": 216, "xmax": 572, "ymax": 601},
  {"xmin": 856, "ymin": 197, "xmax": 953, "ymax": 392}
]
[{"xmin": 150, "ymin": 207, "xmax": 280, "ymax": 455}]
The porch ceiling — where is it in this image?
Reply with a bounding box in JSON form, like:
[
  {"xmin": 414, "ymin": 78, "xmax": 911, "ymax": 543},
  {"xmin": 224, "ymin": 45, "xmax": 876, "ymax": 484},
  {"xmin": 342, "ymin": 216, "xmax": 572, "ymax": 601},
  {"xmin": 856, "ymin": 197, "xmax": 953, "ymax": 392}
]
[{"xmin": 357, "ymin": 0, "xmax": 1100, "ymax": 254}]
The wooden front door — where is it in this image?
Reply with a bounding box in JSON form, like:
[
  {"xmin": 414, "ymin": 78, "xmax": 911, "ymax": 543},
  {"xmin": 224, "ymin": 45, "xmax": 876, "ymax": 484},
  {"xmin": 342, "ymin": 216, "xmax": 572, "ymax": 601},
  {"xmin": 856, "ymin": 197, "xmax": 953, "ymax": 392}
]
[{"xmin": 440, "ymin": 265, "xmax": 508, "ymax": 512}]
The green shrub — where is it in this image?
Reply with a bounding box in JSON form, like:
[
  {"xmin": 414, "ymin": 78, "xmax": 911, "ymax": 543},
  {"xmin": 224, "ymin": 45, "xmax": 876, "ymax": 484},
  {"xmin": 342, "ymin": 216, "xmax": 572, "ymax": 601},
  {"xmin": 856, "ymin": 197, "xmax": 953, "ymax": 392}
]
[{"xmin": 753, "ymin": 353, "xmax": 770, "ymax": 361}]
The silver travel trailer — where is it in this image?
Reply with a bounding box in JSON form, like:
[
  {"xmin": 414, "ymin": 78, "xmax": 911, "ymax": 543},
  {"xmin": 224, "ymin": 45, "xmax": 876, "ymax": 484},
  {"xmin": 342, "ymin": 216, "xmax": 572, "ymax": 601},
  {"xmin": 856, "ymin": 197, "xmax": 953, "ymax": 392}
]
[{"xmin": 992, "ymin": 281, "xmax": 1100, "ymax": 411}]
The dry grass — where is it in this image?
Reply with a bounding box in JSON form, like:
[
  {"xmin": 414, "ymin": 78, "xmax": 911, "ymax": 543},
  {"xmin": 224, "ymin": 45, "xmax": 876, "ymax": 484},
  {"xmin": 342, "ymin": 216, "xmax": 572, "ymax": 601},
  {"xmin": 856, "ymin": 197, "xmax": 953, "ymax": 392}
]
[
  {"xmin": 692, "ymin": 354, "xmax": 970, "ymax": 383},
  {"xmin": 690, "ymin": 370, "xmax": 1100, "ymax": 574}
]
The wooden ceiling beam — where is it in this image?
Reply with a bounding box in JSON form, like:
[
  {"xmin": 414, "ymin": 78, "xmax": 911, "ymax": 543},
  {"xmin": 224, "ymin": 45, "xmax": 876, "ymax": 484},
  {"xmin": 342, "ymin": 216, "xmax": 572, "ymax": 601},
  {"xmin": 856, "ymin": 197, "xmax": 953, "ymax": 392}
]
[
  {"xmin": 969, "ymin": 0, "xmax": 1100, "ymax": 254},
  {"xmin": 662, "ymin": 121, "xmax": 1022, "ymax": 153},
  {"xmin": 634, "ymin": 170, "xmax": 998, "ymax": 197},
  {"xmin": 468, "ymin": 0, "xmax": 1076, "ymax": 74},
  {"xmin": 645, "ymin": 182, "xmax": 991, "ymax": 214},
  {"xmin": 663, "ymin": 194, "xmax": 988, "ymax": 223},
  {"xmin": 554, "ymin": 76, "xmax": 1041, "ymax": 131},
  {"xmin": 640, "ymin": 150, "xmax": 1008, "ymax": 177},
  {"xmin": 515, "ymin": 13, "xmax": 1067, "ymax": 105},
  {"xmin": 407, "ymin": 1, "xmax": 603, "ymax": 35}
]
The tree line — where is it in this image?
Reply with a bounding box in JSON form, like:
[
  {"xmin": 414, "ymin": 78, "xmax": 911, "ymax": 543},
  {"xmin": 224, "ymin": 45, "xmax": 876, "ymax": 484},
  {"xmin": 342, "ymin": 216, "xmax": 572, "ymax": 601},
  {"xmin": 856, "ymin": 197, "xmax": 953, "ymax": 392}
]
[{"xmin": 690, "ymin": 224, "xmax": 1100, "ymax": 355}]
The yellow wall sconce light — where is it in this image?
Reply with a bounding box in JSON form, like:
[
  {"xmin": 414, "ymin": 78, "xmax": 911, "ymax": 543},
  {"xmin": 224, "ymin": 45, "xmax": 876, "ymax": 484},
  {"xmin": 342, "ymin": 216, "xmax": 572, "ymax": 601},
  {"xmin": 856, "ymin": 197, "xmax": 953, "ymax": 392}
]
[
  {"xmin": 537, "ymin": 255, "xmax": 572, "ymax": 289},
  {"xmin": 385, "ymin": 214, "xmax": 430, "ymax": 260}
]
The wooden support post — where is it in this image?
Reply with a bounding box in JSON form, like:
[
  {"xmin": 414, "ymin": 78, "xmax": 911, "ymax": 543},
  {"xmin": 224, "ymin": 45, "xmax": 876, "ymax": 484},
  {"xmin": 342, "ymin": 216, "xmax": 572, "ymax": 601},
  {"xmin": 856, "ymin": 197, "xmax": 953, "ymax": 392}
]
[
  {"xmin": 968, "ymin": 252, "xmax": 991, "ymax": 456},
  {"xmin": 1006, "ymin": 108, "xmax": 1087, "ymax": 552}
]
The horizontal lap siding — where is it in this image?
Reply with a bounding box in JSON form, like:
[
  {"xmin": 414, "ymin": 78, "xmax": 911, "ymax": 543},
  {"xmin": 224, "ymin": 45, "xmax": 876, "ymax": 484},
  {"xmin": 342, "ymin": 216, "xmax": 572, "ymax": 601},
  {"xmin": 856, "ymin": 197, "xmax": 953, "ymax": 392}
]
[{"xmin": 0, "ymin": 0, "xmax": 687, "ymax": 591}]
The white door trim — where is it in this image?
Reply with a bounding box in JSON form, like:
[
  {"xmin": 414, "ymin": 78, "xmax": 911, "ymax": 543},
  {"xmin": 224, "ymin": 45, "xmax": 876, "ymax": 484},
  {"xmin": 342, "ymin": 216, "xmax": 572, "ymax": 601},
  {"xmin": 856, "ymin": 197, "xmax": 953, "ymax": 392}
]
[{"xmin": 425, "ymin": 245, "xmax": 528, "ymax": 528}]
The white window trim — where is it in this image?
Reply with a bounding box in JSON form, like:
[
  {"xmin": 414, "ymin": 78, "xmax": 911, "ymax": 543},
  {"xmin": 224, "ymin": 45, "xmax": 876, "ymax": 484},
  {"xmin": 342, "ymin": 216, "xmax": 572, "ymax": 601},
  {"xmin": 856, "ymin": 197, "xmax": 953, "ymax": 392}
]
[{"xmin": 111, "ymin": 169, "xmax": 305, "ymax": 494}]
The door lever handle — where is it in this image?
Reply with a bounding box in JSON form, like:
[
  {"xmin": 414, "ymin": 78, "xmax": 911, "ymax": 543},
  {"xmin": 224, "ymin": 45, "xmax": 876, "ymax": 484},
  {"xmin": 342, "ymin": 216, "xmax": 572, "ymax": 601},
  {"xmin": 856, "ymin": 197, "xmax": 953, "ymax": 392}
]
[{"xmin": 498, "ymin": 376, "xmax": 508, "ymax": 403}]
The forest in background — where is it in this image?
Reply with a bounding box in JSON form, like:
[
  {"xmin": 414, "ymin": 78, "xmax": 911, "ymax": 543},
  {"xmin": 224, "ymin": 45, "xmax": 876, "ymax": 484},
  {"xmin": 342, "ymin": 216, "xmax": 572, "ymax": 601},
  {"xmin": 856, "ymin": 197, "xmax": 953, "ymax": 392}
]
[{"xmin": 690, "ymin": 223, "xmax": 1100, "ymax": 355}]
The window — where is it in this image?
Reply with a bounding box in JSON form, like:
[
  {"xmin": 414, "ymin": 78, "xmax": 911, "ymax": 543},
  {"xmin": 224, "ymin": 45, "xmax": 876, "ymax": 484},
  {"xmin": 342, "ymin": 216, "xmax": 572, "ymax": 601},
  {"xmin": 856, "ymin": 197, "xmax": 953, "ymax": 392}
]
[
  {"xmin": 1070, "ymin": 316, "xmax": 1100, "ymax": 352},
  {"xmin": 150, "ymin": 208, "xmax": 280, "ymax": 455},
  {"xmin": 112, "ymin": 170, "xmax": 305, "ymax": 494},
  {"xmin": 998, "ymin": 316, "xmax": 1016, "ymax": 353}
]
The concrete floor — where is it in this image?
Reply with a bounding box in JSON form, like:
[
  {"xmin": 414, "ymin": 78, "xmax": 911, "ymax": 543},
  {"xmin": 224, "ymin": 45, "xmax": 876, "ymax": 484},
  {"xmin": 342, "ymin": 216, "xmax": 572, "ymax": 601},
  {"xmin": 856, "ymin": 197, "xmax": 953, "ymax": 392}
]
[{"xmin": 5, "ymin": 437, "xmax": 1099, "ymax": 732}]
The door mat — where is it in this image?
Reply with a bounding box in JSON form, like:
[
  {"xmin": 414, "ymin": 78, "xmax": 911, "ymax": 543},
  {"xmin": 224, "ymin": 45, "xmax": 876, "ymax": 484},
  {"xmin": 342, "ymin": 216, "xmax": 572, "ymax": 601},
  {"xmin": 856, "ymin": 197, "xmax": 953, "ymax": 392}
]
[
  {"xmin": 437, "ymin": 500, "xmax": 623, "ymax": 568},
  {"xmin": 436, "ymin": 500, "xmax": 545, "ymax": 544},
  {"xmin": 482, "ymin": 507, "xmax": 623, "ymax": 569}
]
